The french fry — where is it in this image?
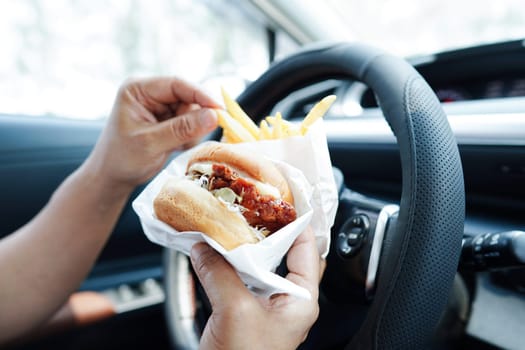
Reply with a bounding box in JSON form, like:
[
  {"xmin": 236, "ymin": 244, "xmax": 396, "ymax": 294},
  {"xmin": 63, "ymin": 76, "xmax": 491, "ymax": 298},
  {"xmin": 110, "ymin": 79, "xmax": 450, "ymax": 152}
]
[
  {"xmin": 272, "ymin": 112, "xmax": 284, "ymax": 139},
  {"xmin": 266, "ymin": 116, "xmax": 293, "ymax": 129},
  {"xmin": 221, "ymin": 128, "xmax": 241, "ymax": 144},
  {"xmin": 221, "ymin": 88, "xmax": 260, "ymax": 139},
  {"xmin": 264, "ymin": 117, "xmax": 292, "ymax": 125},
  {"xmin": 300, "ymin": 95, "xmax": 337, "ymax": 135},
  {"xmin": 279, "ymin": 114, "xmax": 292, "ymax": 136},
  {"xmin": 265, "ymin": 116, "xmax": 276, "ymax": 125},
  {"xmin": 218, "ymin": 87, "xmax": 334, "ymax": 143},
  {"xmin": 259, "ymin": 120, "xmax": 272, "ymax": 140},
  {"xmin": 286, "ymin": 126, "xmax": 301, "ymax": 137},
  {"xmin": 282, "ymin": 123, "xmax": 291, "ymax": 136},
  {"xmin": 221, "ymin": 129, "xmax": 238, "ymax": 143},
  {"xmin": 216, "ymin": 109, "xmax": 256, "ymax": 143}
]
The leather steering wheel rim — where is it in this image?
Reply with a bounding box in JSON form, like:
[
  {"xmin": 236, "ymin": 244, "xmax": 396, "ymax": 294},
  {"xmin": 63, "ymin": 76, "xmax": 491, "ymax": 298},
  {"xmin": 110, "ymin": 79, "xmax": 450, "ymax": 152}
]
[{"xmin": 164, "ymin": 43, "xmax": 465, "ymax": 349}]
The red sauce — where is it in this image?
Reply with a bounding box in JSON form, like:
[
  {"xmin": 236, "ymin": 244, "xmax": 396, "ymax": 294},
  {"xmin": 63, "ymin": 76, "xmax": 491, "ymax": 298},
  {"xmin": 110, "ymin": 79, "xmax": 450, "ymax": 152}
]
[{"xmin": 209, "ymin": 164, "xmax": 296, "ymax": 234}]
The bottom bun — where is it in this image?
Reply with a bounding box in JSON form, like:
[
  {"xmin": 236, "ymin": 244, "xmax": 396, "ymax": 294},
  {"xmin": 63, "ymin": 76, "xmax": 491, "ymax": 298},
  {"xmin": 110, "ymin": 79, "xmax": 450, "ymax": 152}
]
[{"xmin": 153, "ymin": 178, "xmax": 259, "ymax": 250}]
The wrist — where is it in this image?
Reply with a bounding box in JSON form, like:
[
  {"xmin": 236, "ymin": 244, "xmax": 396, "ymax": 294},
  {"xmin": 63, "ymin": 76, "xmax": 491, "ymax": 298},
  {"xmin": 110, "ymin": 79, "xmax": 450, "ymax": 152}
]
[{"xmin": 78, "ymin": 156, "xmax": 136, "ymax": 202}]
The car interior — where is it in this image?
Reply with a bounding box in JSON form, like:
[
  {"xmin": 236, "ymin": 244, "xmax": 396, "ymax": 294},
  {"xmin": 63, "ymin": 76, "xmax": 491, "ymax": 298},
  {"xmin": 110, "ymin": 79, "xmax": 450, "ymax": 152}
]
[{"xmin": 1, "ymin": 0, "xmax": 525, "ymax": 349}]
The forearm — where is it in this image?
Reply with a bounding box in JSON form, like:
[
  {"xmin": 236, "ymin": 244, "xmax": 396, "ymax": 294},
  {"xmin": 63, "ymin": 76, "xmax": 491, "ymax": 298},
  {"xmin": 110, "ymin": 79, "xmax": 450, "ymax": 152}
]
[
  {"xmin": 0, "ymin": 158, "xmax": 132, "ymax": 343},
  {"xmin": 0, "ymin": 77, "xmax": 219, "ymax": 344}
]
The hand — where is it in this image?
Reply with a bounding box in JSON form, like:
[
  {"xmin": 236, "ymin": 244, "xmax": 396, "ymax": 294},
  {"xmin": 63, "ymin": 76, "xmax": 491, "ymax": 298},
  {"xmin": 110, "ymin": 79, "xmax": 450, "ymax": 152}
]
[
  {"xmin": 190, "ymin": 229, "xmax": 324, "ymax": 350},
  {"xmin": 86, "ymin": 77, "xmax": 220, "ymax": 191}
]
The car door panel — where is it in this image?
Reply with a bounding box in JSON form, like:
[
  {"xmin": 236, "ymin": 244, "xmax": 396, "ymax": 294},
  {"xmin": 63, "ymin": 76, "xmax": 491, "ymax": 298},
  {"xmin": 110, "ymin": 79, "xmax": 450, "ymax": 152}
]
[{"xmin": 0, "ymin": 115, "xmax": 167, "ymax": 348}]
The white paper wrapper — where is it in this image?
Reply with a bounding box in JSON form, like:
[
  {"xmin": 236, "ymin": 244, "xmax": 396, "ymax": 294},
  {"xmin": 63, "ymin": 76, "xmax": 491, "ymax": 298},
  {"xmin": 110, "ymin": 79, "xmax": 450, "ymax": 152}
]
[{"xmin": 132, "ymin": 119, "xmax": 338, "ymax": 299}]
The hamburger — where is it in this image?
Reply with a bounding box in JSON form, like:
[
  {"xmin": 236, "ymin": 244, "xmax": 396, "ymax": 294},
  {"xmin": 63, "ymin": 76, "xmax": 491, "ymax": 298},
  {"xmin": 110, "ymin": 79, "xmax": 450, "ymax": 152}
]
[{"xmin": 153, "ymin": 142, "xmax": 297, "ymax": 250}]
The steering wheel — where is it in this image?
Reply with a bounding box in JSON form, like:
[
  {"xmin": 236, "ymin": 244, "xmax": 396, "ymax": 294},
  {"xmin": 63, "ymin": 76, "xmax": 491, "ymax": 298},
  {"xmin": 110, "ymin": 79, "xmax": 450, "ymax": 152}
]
[{"xmin": 164, "ymin": 43, "xmax": 465, "ymax": 349}]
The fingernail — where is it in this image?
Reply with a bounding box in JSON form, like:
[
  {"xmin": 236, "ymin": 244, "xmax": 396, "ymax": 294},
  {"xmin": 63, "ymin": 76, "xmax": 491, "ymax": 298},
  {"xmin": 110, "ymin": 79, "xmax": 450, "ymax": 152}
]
[{"xmin": 199, "ymin": 109, "xmax": 218, "ymax": 129}]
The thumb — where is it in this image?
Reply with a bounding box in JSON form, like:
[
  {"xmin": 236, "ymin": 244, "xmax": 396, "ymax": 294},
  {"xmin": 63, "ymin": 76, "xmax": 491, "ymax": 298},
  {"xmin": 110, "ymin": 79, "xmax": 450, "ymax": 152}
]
[
  {"xmin": 190, "ymin": 243, "xmax": 251, "ymax": 308},
  {"xmin": 147, "ymin": 108, "xmax": 218, "ymax": 153}
]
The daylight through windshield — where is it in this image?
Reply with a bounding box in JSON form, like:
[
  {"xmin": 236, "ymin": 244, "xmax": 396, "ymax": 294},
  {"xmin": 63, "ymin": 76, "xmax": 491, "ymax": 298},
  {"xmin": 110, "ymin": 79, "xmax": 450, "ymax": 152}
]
[{"xmin": 324, "ymin": 0, "xmax": 525, "ymax": 56}]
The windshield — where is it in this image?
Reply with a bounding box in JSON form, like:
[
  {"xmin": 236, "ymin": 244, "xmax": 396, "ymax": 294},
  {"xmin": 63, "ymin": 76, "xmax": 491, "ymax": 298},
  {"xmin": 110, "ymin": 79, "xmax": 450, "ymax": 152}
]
[
  {"xmin": 324, "ymin": 0, "xmax": 525, "ymax": 57},
  {"xmin": 3, "ymin": 0, "xmax": 525, "ymax": 120},
  {"xmin": 0, "ymin": 0, "xmax": 269, "ymax": 120}
]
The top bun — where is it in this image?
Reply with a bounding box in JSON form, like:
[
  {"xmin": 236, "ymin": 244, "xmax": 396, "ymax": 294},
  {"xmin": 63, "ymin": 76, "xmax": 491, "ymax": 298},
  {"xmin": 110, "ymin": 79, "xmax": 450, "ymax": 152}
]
[{"xmin": 188, "ymin": 142, "xmax": 293, "ymax": 204}]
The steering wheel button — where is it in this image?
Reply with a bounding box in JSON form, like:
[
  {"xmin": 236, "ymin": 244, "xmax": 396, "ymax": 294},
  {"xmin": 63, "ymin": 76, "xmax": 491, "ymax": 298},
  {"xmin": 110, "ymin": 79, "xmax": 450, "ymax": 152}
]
[
  {"xmin": 347, "ymin": 231, "xmax": 362, "ymax": 245},
  {"xmin": 341, "ymin": 245, "xmax": 353, "ymax": 255},
  {"xmin": 348, "ymin": 232, "xmax": 359, "ymax": 240},
  {"xmin": 336, "ymin": 214, "xmax": 370, "ymax": 258}
]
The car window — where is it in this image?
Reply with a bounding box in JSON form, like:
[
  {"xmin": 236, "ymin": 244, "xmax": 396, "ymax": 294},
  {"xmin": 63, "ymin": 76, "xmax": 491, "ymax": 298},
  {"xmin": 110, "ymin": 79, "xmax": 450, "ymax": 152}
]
[
  {"xmin": 0, "ymin": 0, "xmax": 270, "ymax": 120},
  {"xmin": 324, "ymin": 0, "xmax": 525, "ymax": 57}
]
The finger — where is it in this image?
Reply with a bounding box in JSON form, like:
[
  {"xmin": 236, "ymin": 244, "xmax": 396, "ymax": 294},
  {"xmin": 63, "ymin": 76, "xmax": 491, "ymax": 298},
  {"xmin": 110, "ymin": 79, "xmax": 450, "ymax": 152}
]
[
  {"xmin": 285, "ymin": 228, "xmax": 321, "ymax": 298},
  {"xmin": 173, "ymin": 139, "xmax": 200, "ymax": 152},
  {"xmin": 156, "ymin": 103, "xmax": 198, "ymax": 122},
  {"xmin": 175, "ymin": 103, "xmax": 199, "ymax": 116},
  {"xmin": 146, "ymin": 108, "xmax": 218, "ymax": 153},
  {"xmin": 319, "ymin": 258, "xmax": 327, "ymax": 280},
  {"xmin": 133, "ymin": 77, "xmax": 220, "ymax": 111},
  {"xmin": 190, "ymin": 243, "xmax": 252, "ymax": 308}
]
